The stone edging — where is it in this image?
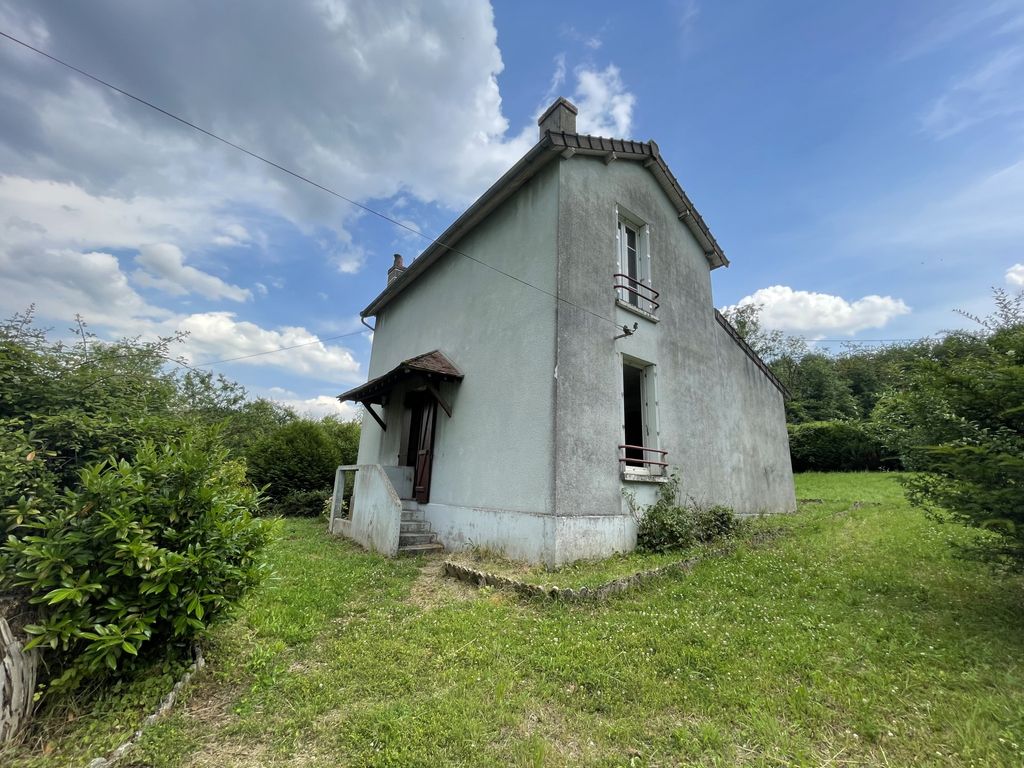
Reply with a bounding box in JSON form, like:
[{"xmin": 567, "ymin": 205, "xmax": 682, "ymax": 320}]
[
  {"xmin": 443, "ymin": 555, "xmax": 702, "ymax": 602},
  {"xmin": 85, "ymin": 644, "xmax": 205, "ymax": 768}
]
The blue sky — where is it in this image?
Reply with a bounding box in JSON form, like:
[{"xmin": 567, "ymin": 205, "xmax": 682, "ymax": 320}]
[{"xmin": 1, "ymin": 0, "xmax": 1021, "ymax": 417}]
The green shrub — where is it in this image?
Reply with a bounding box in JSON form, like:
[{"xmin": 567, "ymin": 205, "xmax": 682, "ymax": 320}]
[
  {"xmin": 787, "ymin": 420, "xmax": 884, "ymax": 472},
  {"xmin": 245, "ymin": 419, "xmax": 359, "ymax": 506},
  {"xmin": 692, "ymin": 505, "xmax": 737, "ymax": 542},
  {"xmin": 634, "ymin": 475, "xmax": 737, "ymax": 553},
  {"xmin": 637, "ymin": 501, "xmax": 697, "ymax": 553},
  {"xmin": 0, "ymin": 434, "xmax": 275, "ymax": 695},
  {"xmin": 266, "ymin": 488, "xmax": 332, "ymax": 517}
]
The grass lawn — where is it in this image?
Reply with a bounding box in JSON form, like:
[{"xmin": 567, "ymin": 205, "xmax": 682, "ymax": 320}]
[{"xmin": 5, "ymin": 472, "xmax": 1024, "ymax": 767}]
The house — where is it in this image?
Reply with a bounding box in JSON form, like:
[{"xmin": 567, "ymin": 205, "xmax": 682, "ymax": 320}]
[{"xmin": 332, "ymin": 97, "xmax": 796, "ymax": 565}]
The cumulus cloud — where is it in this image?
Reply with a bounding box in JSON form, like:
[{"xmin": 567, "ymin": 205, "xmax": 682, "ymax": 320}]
[
  {"xmin": 272, "ymin": 395, "xmax": 360, "ymax": 420},
  {"xmin": 573, "ymin": 65, "xmax": 636, "ymax": 137},
  {"xmin": 0, "ymin": 247, "xmax": 170, "ymax": 327},
  {"xmin": 724, "ymin": 285, "xmax": 911, "ymax": 336},
  {"xmin": 173, "ymin": 312, "xmax": 362, "ymax": 379},
  {"xmin": 134, "ymin": 243, "xmax": 251, "ymax": 301},
  {"xmin": 1007, "ymin": 263, "xmax": 1024, "ymax": 286},
  {"xmin": 0, "ymin": 0, "xmax": 539, "ymax": 218},
  {"xmin": 333, "ymin": 245, "xmax": 368, "ymax": 275}
]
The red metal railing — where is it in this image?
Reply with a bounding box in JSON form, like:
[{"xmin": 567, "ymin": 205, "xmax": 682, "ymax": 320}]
[
  {"xmin": 613, "ymin": 273, "xmax": 660, "ymax": 313},
  {"xmin": 618, "ymin": 444, "xmax": 669, "ymax": 472}
]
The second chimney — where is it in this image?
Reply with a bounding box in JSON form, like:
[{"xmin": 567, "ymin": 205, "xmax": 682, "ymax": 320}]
[
  {"xmin": 538, "ymin": 97, "xmax": 578, "ymax": 139},
  {"xmin": 387, "ymin": 253, "xmax": 406, "ymax": 285}
]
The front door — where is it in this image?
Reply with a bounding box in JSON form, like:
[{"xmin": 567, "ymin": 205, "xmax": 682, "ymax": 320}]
[{"xmin": 405, "ymin": 393, "xmax": 437, "ymax": 503}]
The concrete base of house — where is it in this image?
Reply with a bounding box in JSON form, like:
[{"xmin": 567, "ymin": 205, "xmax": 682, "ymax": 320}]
[{"xmin": 422, "ymin": 502, "xmax": 638, "ymax": 567}]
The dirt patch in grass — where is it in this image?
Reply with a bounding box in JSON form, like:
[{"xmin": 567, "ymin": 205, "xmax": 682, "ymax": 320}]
[{"xmin": 405, "ymin": 557, "xmax": 476, "ymax": 609}]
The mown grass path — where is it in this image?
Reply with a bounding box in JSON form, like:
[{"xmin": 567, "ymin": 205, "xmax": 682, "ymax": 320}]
[{"xmin": 9, "ymin": 473, "xmax": 1024, "ymax": 766}]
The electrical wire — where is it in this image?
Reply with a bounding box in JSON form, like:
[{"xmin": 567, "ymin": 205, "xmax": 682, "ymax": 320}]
[{"xmin": 0, "ymin": 30, "xmax": 623, "ymax": 333}]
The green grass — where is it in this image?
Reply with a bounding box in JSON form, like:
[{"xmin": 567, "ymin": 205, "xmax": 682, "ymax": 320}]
[
  {"xmin": 447, "ymin": 546, "xmax": 704, "ymax": 589},
  {"xmin": 5, "ymin": 472, "xmax": 1023, "ymax": 767}
]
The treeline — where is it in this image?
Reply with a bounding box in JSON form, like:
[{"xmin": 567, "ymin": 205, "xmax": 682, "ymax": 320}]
[
  {"xmin": 0, "ymin": 310, "xmax": 357, "ymax": 700},
  {"xmin": 724, "ymin": 288, "xmax": 1024, "ymax": 569}
]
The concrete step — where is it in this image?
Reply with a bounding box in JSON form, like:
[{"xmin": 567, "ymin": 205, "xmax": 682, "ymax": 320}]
[
  {"xmin": 397, "ymin": 542, "xmax": 445, "ymax": 556},
  {"xmin": 401, "ymin": 510, "xmax": 424, "ymax": 522},
  {"xmin": 400, "ymin": 499, "xmax": 419, "ymax": 511},
  {"xmin": 399, "ymin": 531, "xmax": 437, "ymax": 547},
  {"xmin": 400, "ymin": 521, "xmax": 431, "ymax": 533}
]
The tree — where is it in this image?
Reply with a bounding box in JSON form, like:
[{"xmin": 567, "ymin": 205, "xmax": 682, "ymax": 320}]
[{"xmin": 898, "ymin": 290, "xmax": 1024, "ymax": 569}]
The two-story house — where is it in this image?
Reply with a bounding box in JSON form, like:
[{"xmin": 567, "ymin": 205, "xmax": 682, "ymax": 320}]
[{"xmin": 332, "ymin": 97, "xmax": 795, "ymax": 565}]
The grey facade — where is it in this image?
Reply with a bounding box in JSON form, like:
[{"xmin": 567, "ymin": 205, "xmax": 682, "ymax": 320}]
[{"xmin": 335, "ymin": 98, "xmax": 795, "ymax": 565}]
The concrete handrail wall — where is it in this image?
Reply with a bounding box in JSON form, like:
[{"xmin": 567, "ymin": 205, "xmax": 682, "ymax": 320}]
[{"xmin": 329, "ymin": 464, "xmax": 405, "ymax": 556}]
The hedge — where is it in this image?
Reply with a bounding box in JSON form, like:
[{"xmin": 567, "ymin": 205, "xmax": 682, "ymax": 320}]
[{"xmin": 787, "ymin": 420, "xmax": 884, "ymax": 472}]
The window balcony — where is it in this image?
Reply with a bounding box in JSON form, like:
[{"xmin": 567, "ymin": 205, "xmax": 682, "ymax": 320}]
[
  {"xmin": 613, "ymin": 274, "xmax": 659, "ymax": 317},
  {"xmin": 618, "ymin": 444, "xmax": 668, "ymax": 480}
]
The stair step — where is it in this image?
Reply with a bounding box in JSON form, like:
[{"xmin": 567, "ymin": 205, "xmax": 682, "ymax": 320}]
[
  {"xmin": 400, "ymin": 499, "xmax": 419, "ymax": 511},
  {"xmin": 401, "ymin": 510, "xmax": 424, "ymax": 522},
  {"xmin": 400, "ymin": 521, "xmax": 430, "ymax": 533},
  {"xmin": 397, "ymin": 542, "xmax": 445, "ymax": 556},
  {"xmin": 399, "ymin": 531, "xmax": 437, "ymax": 547}
]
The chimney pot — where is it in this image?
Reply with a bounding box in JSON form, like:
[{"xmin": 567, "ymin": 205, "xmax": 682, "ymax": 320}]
[
  {"xmin": 538, "ymin": 97, "xmax": 578, "ymax": 139},
  {"xmin": 387, "ymin": 253, "xmax": 406, "ymax": 285}
]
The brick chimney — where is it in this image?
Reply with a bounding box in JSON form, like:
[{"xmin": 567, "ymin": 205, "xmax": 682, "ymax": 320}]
[
  {"xmin": 387, "ymin": 253, "xmax": 406, "ymax": 285},
  {"xmin": 538, "ymin": 97, "xmax": 578, "ymax": 139}
]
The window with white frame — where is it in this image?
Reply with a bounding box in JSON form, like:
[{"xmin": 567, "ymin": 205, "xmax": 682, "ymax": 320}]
[
  {"xmin": 620, "ymin": 358, "xmax": 665, "ymax": 476},
  {"xmin": 614, "ymin": 208, "xmax": 658, "ymax": 315}
]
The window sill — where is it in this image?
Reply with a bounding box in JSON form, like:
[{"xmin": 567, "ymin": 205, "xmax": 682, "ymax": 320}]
[
  {"xmin": 615, "ymin": 299, "xmax": 659, "ymax": 323},
  {"xmin": 621, "ymin": 470, "xmax": 668, "ymax": 484}
]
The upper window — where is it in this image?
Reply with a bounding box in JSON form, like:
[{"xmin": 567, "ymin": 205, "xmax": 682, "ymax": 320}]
[{"xmin": 614, "ymin": 210, "xmax": 659, "ymax": 315}]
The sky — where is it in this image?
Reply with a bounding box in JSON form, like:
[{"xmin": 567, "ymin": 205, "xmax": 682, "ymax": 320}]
[{"xmin": 1, "ymin": 0, "xmax": 1022, "ymax": 419}]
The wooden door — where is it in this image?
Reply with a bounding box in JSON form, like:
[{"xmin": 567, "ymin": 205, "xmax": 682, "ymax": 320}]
[{"xmin": 413, "ymin": 396, "xmax": 437, "ymax": 503}]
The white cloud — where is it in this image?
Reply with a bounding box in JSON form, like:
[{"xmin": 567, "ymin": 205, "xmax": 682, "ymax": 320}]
[
  {"xmin": 1007, "ymin": 263, "xmax": 1024, "ymax": 286},
  {"xmin": 272, "ymin": 395, "xmax": 360, "ymax": 421},
  {"xmin": 573, "ymin": 65, "xmax": 635, "ymax": 137},
  {"xmin": 0, "ymin": 247, "xmax": 170, "ymax": 327},
  {"xmin": 725, "ymin": 286, "xmax": 911, "ymax": 336},
  {"xmin": 174, "ymin": 312, "xmax": 362, "ymax": 380},
  {"xmin": 333, "ymin": 245, "xmax": 367, "ymax": 275},
  {"xmin": 254, "ymin": 282, "xmax": 268, "ymax": 297},
  {"xmin": 134, "ymin": 243, "xmax": 251, "ymax": 301}
]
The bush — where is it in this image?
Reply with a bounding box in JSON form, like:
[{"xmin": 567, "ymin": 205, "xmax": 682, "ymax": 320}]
[
  {"xmin": 245, "ymin": 418, "xmax": 359, "ymax": 510},
  {"xmin": 634, "ymin": 475, "xmax": 737, "ymax": 553},
  {"xmin": 0, "ymin": 434, "xmax": 274, "ymax": 695},
  {"xmin": 692, "ymin": 505, "xmax": 738, "ymax": 542},
  {"xmin": 265, "ymin": 488, "xmax": 332, "ymax": 517},
  {"xmin": 787, "ymin": 420, "xmax": 884, "ymax": 472}
]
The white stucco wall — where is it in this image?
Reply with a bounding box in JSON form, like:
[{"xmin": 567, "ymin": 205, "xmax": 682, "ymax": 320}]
[
  {"xmin": 355, "ymin": 161, "xmax": 561, "ymax": 562},
  {"xmin": 553, "ymin": 156, "xmax": 796, "ymax": 557}
]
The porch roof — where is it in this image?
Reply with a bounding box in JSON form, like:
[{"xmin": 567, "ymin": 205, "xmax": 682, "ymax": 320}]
[{"xmin": 337, "ymin": 350, "xmax": 463, "ymax": 406}]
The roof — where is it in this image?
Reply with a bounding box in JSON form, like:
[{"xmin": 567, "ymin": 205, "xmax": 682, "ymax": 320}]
[
  {"xmin": 713, "ymin": 310, "xmax": 790, "ymax": 398},
  {"xmin": 337, "ymin": 350, "xmax": 463, "ymax": 404},
  {"xmin": 362, "ymin": 130, "xmax": 729, "ymax": 317}
]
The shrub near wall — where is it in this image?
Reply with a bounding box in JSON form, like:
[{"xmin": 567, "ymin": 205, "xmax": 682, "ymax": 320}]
[
  {"xmin": 787, "ymin": 420, "xmax": 884, "ymax": 472},
  {"xmin": 0, "ymin": 435, "xmax": 274, "ymax": 695}
]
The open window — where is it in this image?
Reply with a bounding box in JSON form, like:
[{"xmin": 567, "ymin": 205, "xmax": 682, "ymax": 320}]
[
  {"xmin": 614, "ymin": 209, "xmax": 659, "ymax": 316},
  {"xmin": 619, "ymin": 358, "xmax": 666, "ymax": 477}
]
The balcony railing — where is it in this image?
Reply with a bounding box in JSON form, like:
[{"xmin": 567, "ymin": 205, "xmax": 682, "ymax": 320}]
[
  {"xmin": 618, "ymin": 444, "xmax": 668, "ymax": 474},
  {"xmin": 613, "ymin": 273, "xmax": 659, "ymax": 315}
]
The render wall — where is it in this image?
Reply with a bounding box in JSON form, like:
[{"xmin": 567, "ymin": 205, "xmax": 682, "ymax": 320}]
[
  {"xmin": 356, "ymin": 161, "xmax": 560, "ymax": 558},
  {"xmin": 553, "ymin": 156, "xmax": 795, "ymax": 542}
]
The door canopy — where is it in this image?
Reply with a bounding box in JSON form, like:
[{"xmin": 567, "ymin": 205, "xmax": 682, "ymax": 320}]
[{"xmin": 337, "ymin": 350, "xmax": 463, "ymax": 430}]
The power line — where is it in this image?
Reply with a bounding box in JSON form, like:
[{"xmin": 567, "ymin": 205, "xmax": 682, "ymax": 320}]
[{"xmin": 0, "ymin": 30, "xmax": 622, "ymax": 333}]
